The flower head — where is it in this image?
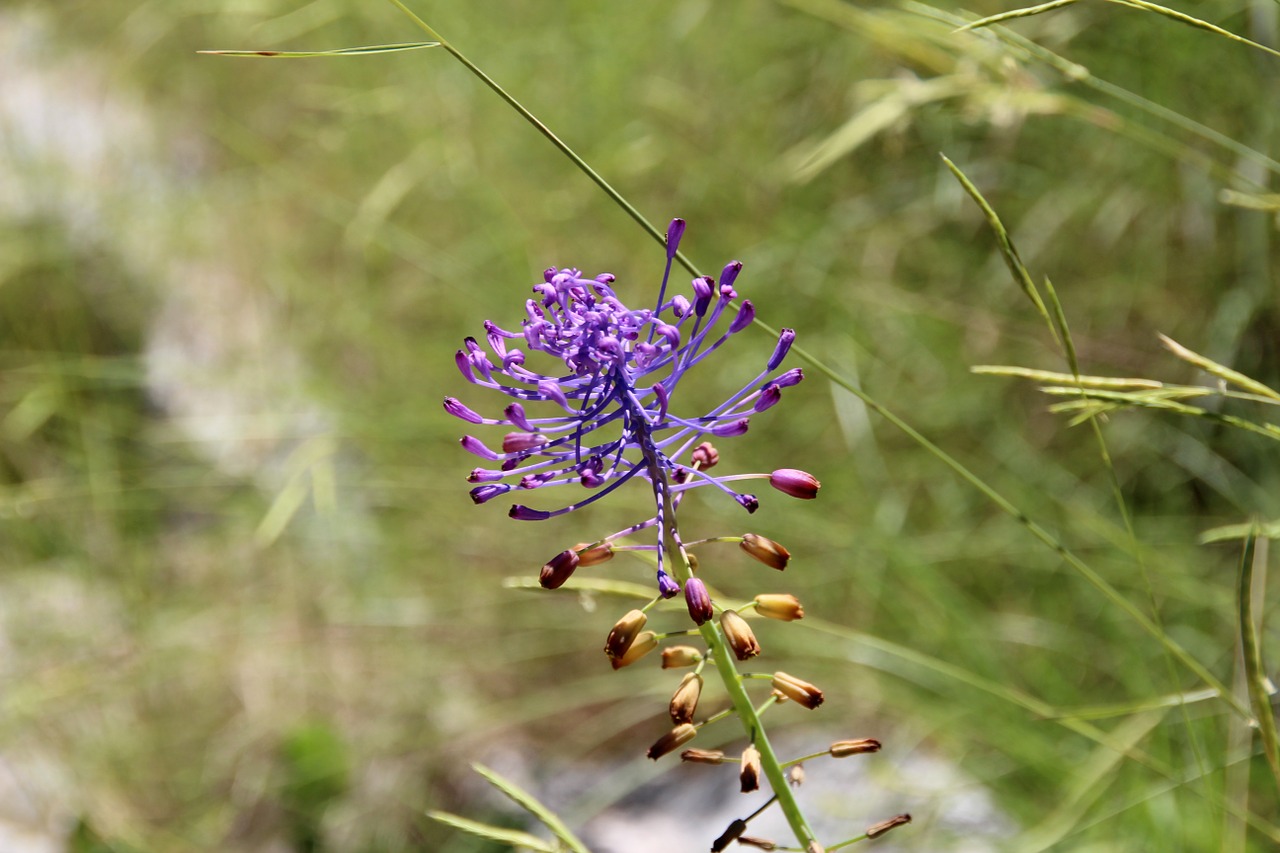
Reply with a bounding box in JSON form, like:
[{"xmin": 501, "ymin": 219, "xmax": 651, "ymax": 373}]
[{"xmin": 448, "ymin": 220, "xmax": 809, "ymax": 597}]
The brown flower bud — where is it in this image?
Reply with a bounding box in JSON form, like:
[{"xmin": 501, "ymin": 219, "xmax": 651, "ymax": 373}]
[
  {"xmin": 830, "ymin": 738, "xmax": 881, "ymax": 757},
  {"xmin": 647, "ymin": 722, "xmax": 697, "ymax": 760},
  {"xmin": 865, "ymin": 814, "xmax": 911, "ymax": 839},
  {"xmin": 738, "ymin": 838, "xmax": 777, "ymax": 851},
  {"xmin": 739, "ymin": 745, "xmax": 762, "ymax": 793},
  {"xmin": 539, "ymin": 549, "xmax": 579, "ymax": 589},
  {"xmin": 788, "ymin": 764, "xmax": 806, "ymax": 787},
  {"xmin": 769, "ymin": 468, "xmax": 820, "ymax": 499},
  {"xmin": 692, "ymin": 441, "xmax": 719, "ymax": 469},
  {"xmin": 669, "ymin": 673, "xmax": 703, "ymax": 724},
  {"xmin": 572, "ymin": 541, "xmax": 614, "ymax": 567},
  {"xmin": 611, "ymin": 631, "xmax": 657, "ymax": 670},
  {"xmin": 711, "ymin": 819, "xmax": 748, "ymax": 853},
  {"xmin": 680, "ymin": 748, "xmax": 726, "ymax": 764},
  {"xmin": 720, "ymin": 610, "xmax": 761, "ymax": 660},
  {"xmin": 661, "ymin": 645, "xmax": 703, "ymax": 669},
  {"xmin": 754, "ymin": 593, "xmax": 804, "ymax": 621},
  {"xmin": 740, "ymin": 533, "xmax": 790, "ymax": 570},
  {"xmin": 771, "ymin": 671, "xmax": 824, "ymax": 709},
  {"xmin": 603, "ymin": 609, "xmax": 647, "ymax": 661}
]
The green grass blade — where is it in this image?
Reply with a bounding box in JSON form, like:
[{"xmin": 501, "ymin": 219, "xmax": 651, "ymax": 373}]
[
  {"xmin": 1238, "ymin": 528, "xmax": 1280, "ymax": 792},
  {"xmin": 472, "ymin": 763, "xmax": 592, "ymax": 853},
  {"xmin": 427, "ymin": 811, "xmax": 559, "ymax": 852},
  {"xmin": 972, "ymin": 365, "xmax": 1163, "ymax": 389},
  {"xmin": 198, "ymin": 42, "xmax": 439, "ymax": 57},
  {"xmin": 1202, "ymin": 520, "xmax": 1280, "ymax": 544},
  {"xmin": 1158, "ymin": 333, "xmax": 1280, "ymax": 401},
  {"xmin": 955, "ymin": 0, "xmax": 1081, "ymax": 32},
  {"xmin": 1105, "ymin": 0, "xmax": 1280, "ymax": 60}
]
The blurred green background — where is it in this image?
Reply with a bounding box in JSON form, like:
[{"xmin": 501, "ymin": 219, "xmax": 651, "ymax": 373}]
[{"xmin": 1, "ymin": 0, "xmax": 1278, "ymax": 850}]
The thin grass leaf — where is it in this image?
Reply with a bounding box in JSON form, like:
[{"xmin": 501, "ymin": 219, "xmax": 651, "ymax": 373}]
[
  {"xmin": 1219, "ymin": 189, "xmax": 1280, "ymax": 212},
  {"xmin": 1158, "ymin": 333, "xmax": 1280, "ymax": 401},
  {"xmin": 1202, "ymin": 520, "xmax": 1280, "ymax": 544},
  {"xmin": 955, "ymin": 0, "xmax": 1081, "ymax": 32},
  {"xmin": 940, "ymin": 154, "xmax": 1060, "ymax": 347},
  {"xmin": 972, "ymin": 365, "xmax": 1163, "ymax": 389},
  {"xmin": 1044, "ymin": 688, "xmax": 1220, "ymax": 721},
  {"xmin": 1237, "ymin": 528, "xmax": 1280, "ymax": 792},
  {"xmin": 197, "ymin": 42, "xmax": 439, "ymax": 58},
  {"xmin": 427, "ymin": 811, "xmax": 559, "ymax": 852},
  {"xmin": 472, "ymin": 763, "xmax": 592, "ymax": 853},
  {"xmin": 1105, "ymin": 0, "xmax": 1280, "ymax": 60}
]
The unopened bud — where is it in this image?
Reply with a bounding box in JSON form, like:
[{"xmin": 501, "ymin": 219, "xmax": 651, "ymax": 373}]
[
  {"xmin": 539, "ymin": 550, "xmax": 579, "ymax": 589},
  {"xmin": 680, "ymin": 748, "xmax": 725, "ymax": 764},
  {"xmin": 788, "ymin": 764, "xmax": 805, "ymax": 787},
  {"xmin": 740, "ymin": 534, "xmax": 790, "ymax": 570},
  {"xmin": 647, "ymin": 722, "xmax": 697, "ymax": 760},
  {"xmin": 865, "ymin": 814, "xmax": 911, "ymax": 839},
  {"xmin": 661, "ymin": 645, "xmax": 703, "ymax": 669},
  {"xmin": 669, "ymin": 673, "xmax": 703, "ymax": 724},
  {"xmin": 771, "ymin": 671, "xmax": 824, "ymax": 709},
  {"xmin": 721, "ymin": 610, "xmax": 761, "ymax": 660},
  {"xmin": 711, "ymin": 819, "xmax": 748, "ymax": 853},
  {"xmin": 738, "ymin": 838, "xmax": 777, "ymax": 851},
  {"xmin": 754, "ymin": 593, "xmax": 804, "ymax": 621},
  {"xmin": 572, "ymin": 542, "xmax": 614, "ymax": 567},
  {"xmin": 830, "ymin": 738, "xmax": 881, "ymax": 757},
  {"xmin": 612, "ymin": 631, "xmax": 657, "ymax": 670},
  {"xmin": 739, "ymin": 745, "xmax": 762, "ymax": 793},
  {"xmin": 604, "ymin": 609, "xmax": 647, "ymax": 661},
  {"xmin": 692, "ymin": 441, "xmax": 720, "ymax": 469},
  {"xmin": 684, "ymin": 577, "xmax": 713, "ymax": 625},
  {"xmin": 502, "ymin": 432, "xmax": 548, "ymax": 453},
  {"xmin": 769, "ymin": 468, "xmax": 820, "ymax": 500}
]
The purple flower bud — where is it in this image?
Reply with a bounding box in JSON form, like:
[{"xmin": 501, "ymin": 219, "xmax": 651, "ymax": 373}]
[
  {"xmin": 736, "ymin": 493, "xmax": 759, "ymax": 513},
  {"xmin": 767, "ymin": 328, "xmax": 796, "ymax": 371},
  {"xmin": 770, "ymin": 468, "xmax": 820, "ymax": 500},
  {"xmin": 728, "ymin": 299, "xmax": 754, "ymax": 334},
  {"xmin": 775, "ymin": 367, "xmax": 804, "ymax": 387},
  {"xmin": 505, "ymin": 402, "xmax": 534, "ymax": 431},
  {"xmin": 719, "ymin": 261, "xmax": 742, "ymax": 291},
  {"xmin": 469, "ymin": 484, "xmax": 510, "ymax": 504},
  {"xmin": 537, "ymin": 379, "xmax": 569, "ymax": 410},
  {"xmin": 540, "ymin": 549, "xmax": 579, "ymax": 589},
  {"xmin": 467, "ymin": 468, "xmax": 504, "ymax": 483},
  {"xmin": 509, "ymin": 505, "xmax": 552, "ymax": 521},
  {"xmin": 503, "ymin": 432, "xmax": 548, "ymax": 453},
  {"xmin": 666, "ymin": 218, "xmax": 686, "ymax": 260},
  {"xmin": 653, "ymin": 382, "xmax": 669, "ymax": 421},
  {"xmin": 754, "ymin": 383, "xmax": 781, "ymax": 412},
  {"xmin": 657, "ymin": 571, "xmax": 680, "ymax": 599},
  {"xmin": 711, "ymin": 418, "xmax": 750, "ymax": 438},
  {"xmin": 454, "ymin": 350, "xmax": 476, "ymax": 383},
  {"xmin": 672, "ymin": 295, "xmax": 691, "ymax": 317},
  {"xmin": 692, "ymin": 276, "xmax": 714, "ymax": 316},
  {"xmin": 460, "ymin": 435, "xmax": 502, "ymax": 460},
  {"xmin": 443, "ymin": 397, "xmax": 485, "ymax": 424},
  {"xmin": 684, "ymin": 577, "xmax": 713, "ymax": 625}
]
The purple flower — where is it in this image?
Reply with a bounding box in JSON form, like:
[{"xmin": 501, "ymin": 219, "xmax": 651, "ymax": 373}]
[{"xmin": 448, "ymin": 219, "xmax": 806, "ymax": 594}]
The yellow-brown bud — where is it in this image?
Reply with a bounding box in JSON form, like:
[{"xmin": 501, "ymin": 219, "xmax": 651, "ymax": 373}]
[
  {"xmin": 830, "ymin": 738, "xmax": 881, "ymax": 757},
  {"xmin": 661, "ymin": 645, "xmax": 703, "ymax": 668},
  {"xmin": 740, "ymin": 533, "xmax": 790, "ymax": 570},
  {"xmin": 603, "ymin": 609, "xmax": 647, "ymax": 661},
  {"xmin": 865, "ymin": 814, "xmax": 911, "ymax": 839},
  {"xmin": 572, "ymin": 541, "xmax": 614, "ymax": 567},
  {"xmin": 646, "ymin": 722, "xmax": 697, "ymax": 760},
  {"xmin": 720, "ymin": 610, "xmax": 761, "ymax": 660},
  {"xmin": 739, "ymin": 745, "xmax": 762, "ymax": 793},
  {"xmin": 680, "ymin": 748, "xmax": 726, "ymax": 764},
  {"xmin": 611, "ymin": 631, "xmax": 657, "ymax": 670},
  {"xmin": 754, "ymin": 593, "xmax": 804, "ymax": 621},
  {"xmin": 668, "ymin": 672, "xmax": 703, "ymax": 724},
  {"xmin": 771, "ymin": 671, "xmax": 824, "ymax": 709},
  {"xmin": 738, "ymin": 838, "xmax": 777, "ymax": 851},
  {"xmin": 788, "ymin": 764, "xmax": 806, "ymax": 787}
]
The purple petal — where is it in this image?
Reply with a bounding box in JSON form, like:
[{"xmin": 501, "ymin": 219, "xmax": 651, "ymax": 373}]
[
  {"xmin": 505, "ymin": 402, "xmax": 534, "ymax": 431},
  {"xmin": 666, "ymin": 218, "xmax": 687, "ymax": 260},
  {"xmin": 767, "ymin": 329, "xmax": 796, "ymax": 371},
  {"xmin": 444, "ymin": 397, "xmax": 484, "ymax": 424},
  {"xmin": 753, "ymin": 384, "xmax": 781, "ymax": 412},
  {"xmin": 711, "ymin": 418, "xmax": 750, "ymax": 438},
  {"xmin": 461, "ymin": 435, "xmax": 502, "ymax": 460},
  {"xmin": 470, "ymin": 484, "xmax": 510, "ymax": 504},
  {"xmin": 775, "ymin": 368, "xmax": 803, "ymax": 387},
  {"xmin": 728, "ymin": 300, "xmax": 754, "ymax": 334},
  {"xmin": 509, "ymin": 505, "xmax": 552, "ymax": 521},
  {"xmin": 657, "ymin": 571, "xmax": 681, "ymax": 599}
]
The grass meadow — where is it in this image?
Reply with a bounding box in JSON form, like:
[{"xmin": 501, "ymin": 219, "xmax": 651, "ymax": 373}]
[{"xmin": 2, "ymin": 1, "xmax": 1279, "ymax": 851}]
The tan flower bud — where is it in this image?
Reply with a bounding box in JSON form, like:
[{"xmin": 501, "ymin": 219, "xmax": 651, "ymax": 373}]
[
  {"xmin": 603, "ymin": 609, "xmax": 647, "ymax": 661},
  {"xmin": 739, "ymin": 745, "xmax": 762, "ymax": 793},
  {"xmin": 669, "ymin": 673, "xmax": 703, "ymax": 724},
  {"xmin": 740, "ymin": 533, "xmax": 790, "ymax": 570},
  {"xmin": 572, "ymin": 541, "xmax": 614, "ymax": 567},
  {"xmin": 788, "ymin": 764, "xmax": 805, "ymax": 787},
  {"xmin": 738, "ymin": 838, "xmax": 777, "ymax": 851},
  {"xmin": 754, "ymin": 593, "xmax": 804, "ymax": 621},
  {"xmin": 611, "ymin": 631, "xmax": 657, "ymax": 670},
  {"xmin": 661, "ymin": 645, "xmax": 703, "ymax": 669},
  {"xmin": 680, "ymin": 748, "xmax": 726, "ymax": 764},
  {"xmin": 646, "ymin": 722, "xmax": 697, "ymax": 760},
  {"xmin": 771, "ymin": 671, "xmax": 824, "ymax": 709},
  {"xmin": 830, "ymin": 738, "xmax": 881, "ymax": 757},
  {"xmin": 865, "ymin": 814, "xmax": 911, "ymax": 839},
  {"xmin": 720, "ymin": 610, "xmax": 761, "ymax": 660}
]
